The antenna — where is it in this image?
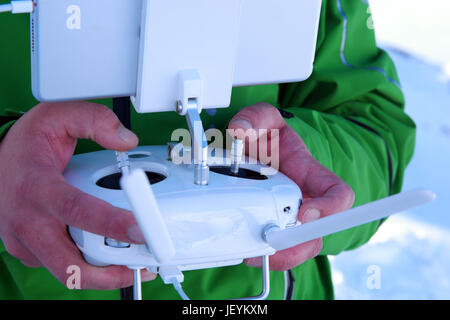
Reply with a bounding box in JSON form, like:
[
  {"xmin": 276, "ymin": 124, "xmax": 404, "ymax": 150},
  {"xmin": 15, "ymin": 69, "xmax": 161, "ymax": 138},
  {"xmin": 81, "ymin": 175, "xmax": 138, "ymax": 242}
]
[
  {"xmin": 264, "ymin": 189, "xmax": 436, "ymax": 251},
  {"xmin": 120, "ymin": 168, "xmax": 176, "ymax": 264}
]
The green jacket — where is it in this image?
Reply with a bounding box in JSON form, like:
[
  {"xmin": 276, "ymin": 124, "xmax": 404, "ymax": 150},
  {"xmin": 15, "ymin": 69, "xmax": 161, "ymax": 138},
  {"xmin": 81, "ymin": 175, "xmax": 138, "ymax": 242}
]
[{"xmin": 0, "ymin": 0, "xmax": 416, "ymax": 299}]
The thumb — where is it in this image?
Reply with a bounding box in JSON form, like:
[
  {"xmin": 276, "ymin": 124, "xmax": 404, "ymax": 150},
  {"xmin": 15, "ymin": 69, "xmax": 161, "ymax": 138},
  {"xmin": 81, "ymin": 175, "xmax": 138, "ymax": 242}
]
[
  {"xmin": 42, "ymin": 101, "xmax": 138, "ymax": 152},
  {"xmin": 227, "ymin": 103, "xmax": 286, "ymax": 141},
  {"xmin": 298, "ymin": 183, "xmax": 355, "ymax": 224}
]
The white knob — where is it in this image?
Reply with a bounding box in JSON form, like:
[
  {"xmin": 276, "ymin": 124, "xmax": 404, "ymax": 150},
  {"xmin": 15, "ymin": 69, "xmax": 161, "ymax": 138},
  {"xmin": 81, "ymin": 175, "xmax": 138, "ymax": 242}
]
[{"xmin": 230, "ymin": 138, "xmax": 244, "ymax": 174}]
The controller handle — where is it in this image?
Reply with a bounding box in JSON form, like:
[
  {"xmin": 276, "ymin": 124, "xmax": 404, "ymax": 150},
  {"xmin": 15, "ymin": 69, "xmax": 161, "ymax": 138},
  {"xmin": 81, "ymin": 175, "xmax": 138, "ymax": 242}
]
[
  {"xmin": 265, "ymin": 189, "xmax": 436, "ymax": 251},
  {"xmin": 120, "ymin": 168, "xmax": 176, "ymax": 264}
]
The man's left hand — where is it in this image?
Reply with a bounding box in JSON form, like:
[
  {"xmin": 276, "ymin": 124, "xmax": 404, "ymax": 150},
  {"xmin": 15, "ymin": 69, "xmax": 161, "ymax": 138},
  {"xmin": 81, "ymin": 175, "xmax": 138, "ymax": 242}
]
[{"xmin": 228, "ymin": 103, "xmax": 355, "ymax": 271}]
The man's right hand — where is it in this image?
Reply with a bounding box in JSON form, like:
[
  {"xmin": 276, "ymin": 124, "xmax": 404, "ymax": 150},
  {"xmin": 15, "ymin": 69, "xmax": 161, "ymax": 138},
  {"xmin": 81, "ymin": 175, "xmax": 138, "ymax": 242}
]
[{"xmin": 0, "ymin": 102, "xmax": 156, "ymax": 290}]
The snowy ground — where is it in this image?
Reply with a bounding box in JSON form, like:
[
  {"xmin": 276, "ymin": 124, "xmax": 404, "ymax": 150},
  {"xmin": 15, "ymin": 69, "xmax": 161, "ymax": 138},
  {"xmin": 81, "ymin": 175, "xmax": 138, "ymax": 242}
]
[
  {"xmin": 369, "ymin": 0, "xmax": 450, "ymax": 77},
  {"xmin": 330, "ymin": 1, "xmax": 450, "ymax": 300}
]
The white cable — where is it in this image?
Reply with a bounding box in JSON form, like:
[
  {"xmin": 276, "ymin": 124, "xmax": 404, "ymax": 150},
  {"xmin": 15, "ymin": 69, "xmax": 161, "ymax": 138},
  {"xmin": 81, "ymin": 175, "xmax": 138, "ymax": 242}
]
[
  {"xmin": 0, "ymin": 4, "xmax": 12, "ymax": 12},
  {"xmin": 158, "ymin": 266, "xmax": 190, "ymax": 300},
  {"xmin": 172, "ymin": 280, "xmax": 190, "ymax": 300},
  {"xmin": 0, "ymin": 1, "xmax": 34, "ymax": 14}
]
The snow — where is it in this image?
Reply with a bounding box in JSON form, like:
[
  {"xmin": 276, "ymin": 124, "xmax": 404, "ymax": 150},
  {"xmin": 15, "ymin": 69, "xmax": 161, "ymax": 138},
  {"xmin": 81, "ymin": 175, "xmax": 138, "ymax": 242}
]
[
  {"xmin": 369, "ymin": 0, "xmax": 450, "ymax": 77},
  {"xmin": 329, "ymin": 1, "xmax": 450, "ymax": 299}
]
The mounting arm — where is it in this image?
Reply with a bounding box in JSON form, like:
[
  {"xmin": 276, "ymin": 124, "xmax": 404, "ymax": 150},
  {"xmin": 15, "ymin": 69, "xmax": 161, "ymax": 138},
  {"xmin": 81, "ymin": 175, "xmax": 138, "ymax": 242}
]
[{"xmin": 176, "ymin": 70, "xmax": 209, "ymax": 185}]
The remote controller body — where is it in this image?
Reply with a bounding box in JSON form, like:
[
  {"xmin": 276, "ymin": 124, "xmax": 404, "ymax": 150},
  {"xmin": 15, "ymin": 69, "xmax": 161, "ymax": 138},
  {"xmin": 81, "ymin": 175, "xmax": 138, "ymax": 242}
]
[{"xmin": 65, "ymin": 146, "xmax": 302, "ymax": 271}]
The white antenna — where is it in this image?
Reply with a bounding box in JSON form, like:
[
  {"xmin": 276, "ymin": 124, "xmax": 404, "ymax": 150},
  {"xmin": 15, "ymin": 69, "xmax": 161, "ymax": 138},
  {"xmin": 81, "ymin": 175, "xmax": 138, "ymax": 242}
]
[
  {"xmin": 120, "ymin": 168, "xmax": 176, "ymax": 264},
  {"xmin": 265, "ymin": 189, "xmax": 436, "ymax": 251}
]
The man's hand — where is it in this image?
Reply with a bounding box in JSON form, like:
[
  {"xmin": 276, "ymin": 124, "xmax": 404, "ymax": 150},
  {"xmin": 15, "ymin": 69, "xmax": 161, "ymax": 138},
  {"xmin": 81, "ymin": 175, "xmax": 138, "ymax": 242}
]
[
  {"xmin": 0, "ymin": 102, "xmax": 156, "ymax": 290},
  {"xmin": 228, "ymin": 103, "xmax": 355, "ymax": 271}
]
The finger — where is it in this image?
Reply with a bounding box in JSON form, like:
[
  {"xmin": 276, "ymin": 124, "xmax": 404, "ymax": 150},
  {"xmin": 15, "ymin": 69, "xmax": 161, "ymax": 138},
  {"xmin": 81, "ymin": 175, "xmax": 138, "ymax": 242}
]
[
  {"xmin": 299, "ymin": 180, "xmax": 355, "ymax": 221},
  {"xmin": 228, "ymin": 103, "xmax": 287, "ymax": 142},
  {"xmin": 20, "ymin": 260, "xmax": 42, "ymax": 268},
  {"xmin": 33, "ymin": 102, "xmax": 138, "ymax": 169},
  {"xmin": 2, "ymin": 234, "xmax": 42, "ymax": 268},
  {"xmin": 269, "ymin": 239, "xmax": 323, "ymax": 271},
  {"xmin": 227, "ymin": 103, "xmax": 310, "ymax": 167},
  {"xmin": 27, "ymin": 172, "xmax": 145, "ymax": 244},
  {"xmin": 276, "ymin": 123, "xmax": 355, "ymax": 219},
  {"xmin": 21, "ymin": 215, "xmax": 155, "ymax": 290},
  {"xmin": 228, "ymin": 104, "xmax": 337, "ymax": 190},
  {"xmin": 228, "ymin": 104, "xmax": 294, "ymax": 168},
  {"xmin": 63, "ymin": 102, "xmax": 138, "ymax": 149},
  {"xmin": 231, "ymin": 105, "xmax": 354, "ymax": 216},
  {"xmin": 245, "ymin": 239, "xmax": 323, "ymax": 271},
  {"xmin": 228, "ymin": 103, "xmax": 286, "ymax": 131}
]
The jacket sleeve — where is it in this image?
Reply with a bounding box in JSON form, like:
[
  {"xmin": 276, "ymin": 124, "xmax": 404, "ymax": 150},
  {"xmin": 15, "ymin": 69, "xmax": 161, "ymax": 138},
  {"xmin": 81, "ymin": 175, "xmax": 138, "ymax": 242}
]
[
  {"xmin": 277, "ymin": 0, "xmax": 416, "ymax": 255},
  {"xmin": 0, "ymin": 120, "xmax": 16, "ymax": 140},
  {"xmin": 0, "ymin": 9, "xmax": 36, "ymax": 142},
  {"xmin": 0, "ymin": 110, "xmax": 23, "ymax": 142}
]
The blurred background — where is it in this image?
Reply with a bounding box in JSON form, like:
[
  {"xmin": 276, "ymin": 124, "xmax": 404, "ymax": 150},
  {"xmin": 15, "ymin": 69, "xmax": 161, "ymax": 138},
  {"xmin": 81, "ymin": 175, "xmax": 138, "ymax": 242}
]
[{"xmin": 329, "ymin": 0, "xmax": 450, "ymax": 299}]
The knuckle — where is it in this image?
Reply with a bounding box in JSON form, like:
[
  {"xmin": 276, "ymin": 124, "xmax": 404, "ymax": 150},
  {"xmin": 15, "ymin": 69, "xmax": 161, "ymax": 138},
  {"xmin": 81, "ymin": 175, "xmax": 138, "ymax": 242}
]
[
  {"xmin": 102, "ymin": 209, "xmax": 131, "ymax": 240},
  {"xmin": 15, "ymin": 172, "xmax": 38, "ymax": 203},
  {"xmin": 244, "ymin": 103, "xmax": 275, "ymax": 117},
  {"xmin": 89, "ymin": 105, "xmax": 120, "ymax": 142},
  {"xmin": 82, "ymin": 269, "xmax": 131, "ymax": 290},
  {"xmin": 76, "ymin": 276, "xmax": 90, "ymax": 291},
  {"xmin": 32, "ymin": 103, "xmax": 62, "ymax": 124},
  {"xmin": 253, "ymin": 102, "xmax": 275, "ymax": 111},
  {"xmin": 278, "ymin": 260, "xmax": 291, "ymax": 272},
  {"xmin": 60, "ymin": 192, "xmax": 84, "ymax": 225},
  {"xmin": 112, "ymin": 275, "xmax": 133, "ymax": 290},
  {"xmin": 257, "ymin": 103, "xmax": 282, "ymax": 119},
  {"xmin": 8, "ymin": 217, "xmax": 31, "ymax": 240},
  {"xmin": 33, "ymin": 103, "xmax": 54, "ymax": 115},
  {"xmin": 313, "ymin": 239, "xmax": 323, "ymax": 257},
  {"xmin": 92, "ymin": 104, "xmax": 118, "ymax": 128},
  {"xmin": 3, "ymin": 239, "xmax": 27, "ymax": 260},
  {"xmin": 4, "ymin": 243, "xmax": 21, "ymax": 259},
  {"xmin": 343, "ymin": 184, "xmax": 355, "ymax": 208},
  {"xmin": 20, "ymin": 260, "xmax": 41, "ymax": 268},
  {"xmin": 102, "ymin": 217, "xmax": 119, "ymax": 240}
]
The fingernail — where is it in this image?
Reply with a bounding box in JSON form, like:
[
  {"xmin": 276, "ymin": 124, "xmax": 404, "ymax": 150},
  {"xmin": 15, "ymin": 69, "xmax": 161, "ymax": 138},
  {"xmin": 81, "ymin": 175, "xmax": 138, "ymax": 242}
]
[
  {"xmin": 127, "ymin": 224, "xmax": 145, "ymax": 243},
  {"xmin": 230, "ymin": 119, "xmax": 253, "ymax": 130},
  {"xmin": 303, "ymin": 208, "xmax": 321, "ymax": 223},
  {"xmin": 118, "ymin": 124, "xmax": 137, "ymax": 144},
  {"xmin": 142, "ymin": 270, "xmax": 156, "ymax": 282}
]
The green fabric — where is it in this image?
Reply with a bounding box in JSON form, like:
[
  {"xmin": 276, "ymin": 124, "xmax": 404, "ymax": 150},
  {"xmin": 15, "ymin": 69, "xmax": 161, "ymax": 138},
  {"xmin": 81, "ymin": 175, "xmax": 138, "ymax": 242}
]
[{"xmin": 0, "ymin": 0, "xmax": 415, "ymax": 300}]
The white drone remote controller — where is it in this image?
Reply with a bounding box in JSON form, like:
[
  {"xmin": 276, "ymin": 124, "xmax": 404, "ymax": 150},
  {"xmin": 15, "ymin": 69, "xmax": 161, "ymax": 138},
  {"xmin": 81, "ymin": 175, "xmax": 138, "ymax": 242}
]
[
  {"xmin": 67, "ymin": 144, "xmax": 304, "ymax": 269},
  {"xmin": 66, "ymin": 144, "xmax": 303, "ymax": 299}
]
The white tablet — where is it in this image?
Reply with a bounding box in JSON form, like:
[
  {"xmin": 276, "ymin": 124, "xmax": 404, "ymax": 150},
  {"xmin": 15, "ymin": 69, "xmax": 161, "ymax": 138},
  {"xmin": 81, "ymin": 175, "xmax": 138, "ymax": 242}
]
[{"xmin": 30, "ymin": 0, "xmax": 322, "ymax": 112}]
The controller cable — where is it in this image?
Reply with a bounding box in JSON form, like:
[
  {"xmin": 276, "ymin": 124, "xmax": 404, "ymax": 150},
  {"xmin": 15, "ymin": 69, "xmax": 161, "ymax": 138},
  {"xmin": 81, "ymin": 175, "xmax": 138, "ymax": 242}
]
[{"xmin": 0, "ymin": 1, "xmax": 33, "ymax": 14}]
